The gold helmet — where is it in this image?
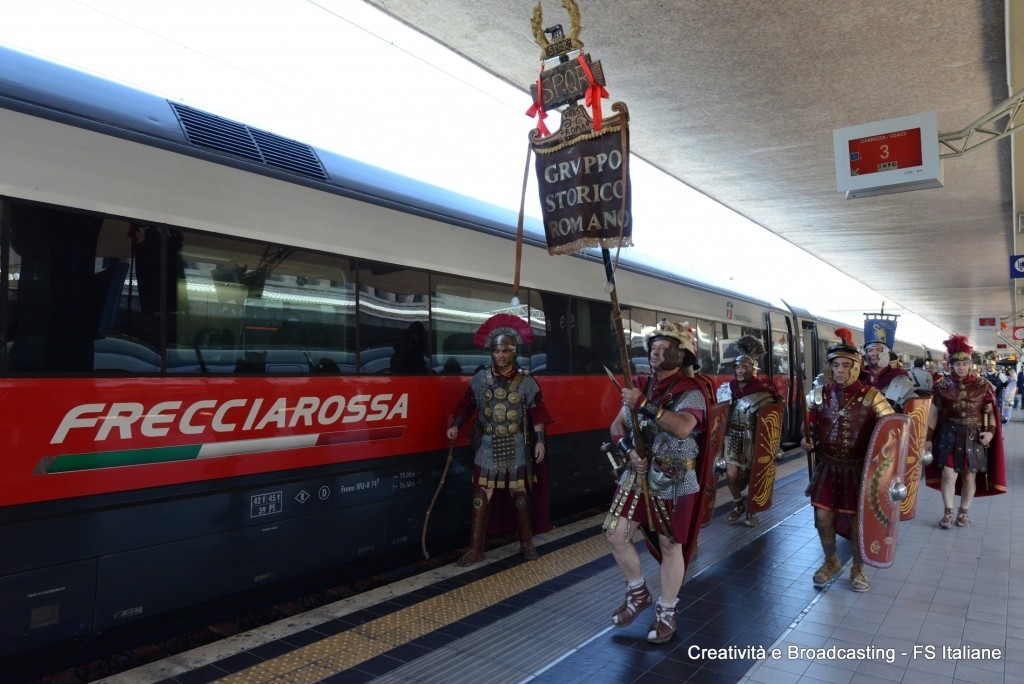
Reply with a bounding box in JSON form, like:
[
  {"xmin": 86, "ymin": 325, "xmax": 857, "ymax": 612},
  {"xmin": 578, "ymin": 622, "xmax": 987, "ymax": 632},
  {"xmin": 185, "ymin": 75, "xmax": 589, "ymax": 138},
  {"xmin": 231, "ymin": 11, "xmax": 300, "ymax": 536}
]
[
  {"xmin": 826, "ymin": 327, "xmax": 863, "ymax": 378},
  {"xmin": 643, "ymin": 319, "xmax": 692, "ymax": 352},
  {"xmin": 643, "ymin": 319, "xmax": 698, "ymax": 369}
]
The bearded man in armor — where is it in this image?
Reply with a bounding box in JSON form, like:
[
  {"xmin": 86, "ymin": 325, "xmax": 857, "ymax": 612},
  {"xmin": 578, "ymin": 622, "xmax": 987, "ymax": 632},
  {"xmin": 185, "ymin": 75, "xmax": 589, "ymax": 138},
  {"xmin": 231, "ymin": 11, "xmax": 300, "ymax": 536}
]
[
  {"xmin": 716, "ymin": 335, "xmax": 782, "ymax": 527},
  {"xmin": 861, "ymin": 314, "xmax": 917, "ymax": 411},
  {"xmin": 605, "ymin": 320, "xmax": 715, "ymax": 644},
  {"xmin": 801, "ymin": 328, "xmax": 894, "ymax": 593},
  {"xmin": 924, "ymin": 334, "xmax": 1006, "ymax": 529},
  {"xmin": 446, "ymin": 314, "xmax": 553, "ymax": 566}
]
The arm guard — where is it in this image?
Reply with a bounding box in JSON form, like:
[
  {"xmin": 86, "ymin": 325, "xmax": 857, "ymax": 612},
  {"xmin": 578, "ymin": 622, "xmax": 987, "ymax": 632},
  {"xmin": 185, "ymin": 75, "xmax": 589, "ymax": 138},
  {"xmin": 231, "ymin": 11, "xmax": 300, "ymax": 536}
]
[
  {"xmin": 638, "ymin": 401, "xmax": 664, "ymax": 422},
  {"xmin": 864, "ymin": 387, "xmax": 896, "ymax": 417}
]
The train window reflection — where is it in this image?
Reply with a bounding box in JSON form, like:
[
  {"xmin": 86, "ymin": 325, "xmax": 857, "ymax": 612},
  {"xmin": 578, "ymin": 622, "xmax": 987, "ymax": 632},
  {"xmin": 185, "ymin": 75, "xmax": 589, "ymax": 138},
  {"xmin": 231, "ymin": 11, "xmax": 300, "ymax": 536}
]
[
  {"xmin": 627, "ymin": 307, "xmax": 657, "ymax": 375},
  {"xmin": 431, "ymin": 274, "xmax": 539, "ymax": 374},
  {"xmin": 693, "ymin": 319, "xmax": 714, "ymax": 374},
  {"xmin": 170, "ymin": 232, "xmax": 356, "ymax": 374},
  {"xmin": 358, "ymin": 262, "xmax": 429, "ymax": 374}
]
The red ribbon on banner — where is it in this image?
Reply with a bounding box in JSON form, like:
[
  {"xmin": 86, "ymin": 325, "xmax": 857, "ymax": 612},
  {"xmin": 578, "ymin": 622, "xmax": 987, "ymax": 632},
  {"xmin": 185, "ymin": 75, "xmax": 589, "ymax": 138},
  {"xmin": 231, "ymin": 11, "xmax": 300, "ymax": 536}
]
[
  {"xmin": 526, "ymin": 74, "xmax": 550, "ymax": 137},
  {"xmin": 578, "ymin": 53, "xmax": 608, "ymax": 131}
]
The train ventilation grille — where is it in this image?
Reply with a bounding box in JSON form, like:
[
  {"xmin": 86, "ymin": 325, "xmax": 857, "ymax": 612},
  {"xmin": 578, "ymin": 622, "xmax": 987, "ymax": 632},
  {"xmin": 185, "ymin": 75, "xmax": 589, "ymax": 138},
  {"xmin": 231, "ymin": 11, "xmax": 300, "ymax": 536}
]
[{"xmin": 169, "ymin": 102, "xmax": 328, "ymax": 182}]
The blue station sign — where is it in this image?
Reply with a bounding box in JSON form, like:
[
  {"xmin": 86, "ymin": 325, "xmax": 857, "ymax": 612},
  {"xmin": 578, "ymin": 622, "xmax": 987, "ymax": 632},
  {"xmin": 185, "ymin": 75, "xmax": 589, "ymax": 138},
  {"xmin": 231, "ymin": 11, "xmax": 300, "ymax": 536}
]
[{"xmin": 1011, "ymin": 254, "xmax": 1024, "ymax": 278}]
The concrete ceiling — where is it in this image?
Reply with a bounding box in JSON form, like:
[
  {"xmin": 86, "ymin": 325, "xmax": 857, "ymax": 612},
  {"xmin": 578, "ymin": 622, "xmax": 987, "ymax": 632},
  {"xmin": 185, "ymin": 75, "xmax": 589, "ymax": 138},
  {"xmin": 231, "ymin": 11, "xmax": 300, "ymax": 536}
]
[{"xmin": 367, "ymin": 0, "xmax": 1024, "ymax": 356}]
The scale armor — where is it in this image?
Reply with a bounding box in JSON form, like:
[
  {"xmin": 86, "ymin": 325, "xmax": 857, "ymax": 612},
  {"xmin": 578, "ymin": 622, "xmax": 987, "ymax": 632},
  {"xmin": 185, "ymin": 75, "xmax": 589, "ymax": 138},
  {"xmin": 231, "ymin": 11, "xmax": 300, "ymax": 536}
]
[{"xmin": 469, "ymin": 368, "xmax": 541, "ymax": 488}]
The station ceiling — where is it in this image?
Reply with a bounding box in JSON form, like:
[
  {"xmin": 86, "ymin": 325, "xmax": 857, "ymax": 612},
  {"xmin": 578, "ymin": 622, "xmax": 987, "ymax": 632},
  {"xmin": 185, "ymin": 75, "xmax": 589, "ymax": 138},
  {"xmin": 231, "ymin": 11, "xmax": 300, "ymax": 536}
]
[{"xmin": 368, "ymin": 0, "xmax": 1024, "ymax": 356}]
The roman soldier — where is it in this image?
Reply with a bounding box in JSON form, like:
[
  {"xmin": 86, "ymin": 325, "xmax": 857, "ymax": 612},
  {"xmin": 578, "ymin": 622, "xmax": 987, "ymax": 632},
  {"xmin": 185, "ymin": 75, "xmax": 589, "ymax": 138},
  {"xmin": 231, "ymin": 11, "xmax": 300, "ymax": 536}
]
[
  {"xmin": 862, "ymin": 311, "xmax": 916, "ymax": 410},
  {"xmin": 446, "ymin": 313, "xmax": 553, "ymax": 565},
  {"xmin": 718, "ymin": 335, "xmax": 782, "ymax": 527},
  {"xmin": 604, "ymin": 320, "xmax": 716, "ymax": 644},
  {"xmin": 801, "ymin": 328, "xmax": 894, "ymax": 592},
  {"xmin": 924, "ymin": 334, "xmax": 1007, "ymax": 528}
]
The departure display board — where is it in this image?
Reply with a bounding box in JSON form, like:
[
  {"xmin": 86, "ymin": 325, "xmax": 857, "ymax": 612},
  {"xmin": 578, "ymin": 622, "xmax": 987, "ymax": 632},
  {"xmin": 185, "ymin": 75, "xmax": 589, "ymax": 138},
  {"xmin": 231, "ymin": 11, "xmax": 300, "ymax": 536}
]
[
  {"xmin": 833, "ymin": 111, "xmax": 941, "ymax": 197},
  {"xmin": 848, "ymin": 127, "xmax": 923, "ymax": 176}
]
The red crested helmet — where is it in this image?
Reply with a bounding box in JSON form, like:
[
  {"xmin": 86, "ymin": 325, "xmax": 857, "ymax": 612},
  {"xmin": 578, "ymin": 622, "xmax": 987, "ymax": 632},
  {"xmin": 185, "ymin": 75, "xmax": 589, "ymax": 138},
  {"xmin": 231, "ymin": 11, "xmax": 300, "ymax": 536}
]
[
  {"xmin": 474, "ymin": 313, "xmax": 534, "ymax": 352},
  {"xmin": 942, "ymin": 334, "xmax": 973, "ymax": 364}
]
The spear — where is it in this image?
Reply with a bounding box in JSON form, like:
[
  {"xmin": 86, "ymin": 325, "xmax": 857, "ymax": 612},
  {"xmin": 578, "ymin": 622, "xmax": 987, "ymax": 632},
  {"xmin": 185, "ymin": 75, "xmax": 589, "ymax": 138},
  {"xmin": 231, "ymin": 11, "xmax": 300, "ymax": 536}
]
[{"xmin": 600, "ymin": 255, "xmax": 666, "ymax": 542}]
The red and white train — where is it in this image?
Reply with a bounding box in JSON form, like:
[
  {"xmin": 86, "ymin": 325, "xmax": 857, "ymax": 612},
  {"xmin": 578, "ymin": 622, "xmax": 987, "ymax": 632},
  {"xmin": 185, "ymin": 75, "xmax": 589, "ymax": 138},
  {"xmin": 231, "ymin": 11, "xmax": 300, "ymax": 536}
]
[{"xmin": 0, "ymin": 47, "xmax": 936, "ymax": 657}]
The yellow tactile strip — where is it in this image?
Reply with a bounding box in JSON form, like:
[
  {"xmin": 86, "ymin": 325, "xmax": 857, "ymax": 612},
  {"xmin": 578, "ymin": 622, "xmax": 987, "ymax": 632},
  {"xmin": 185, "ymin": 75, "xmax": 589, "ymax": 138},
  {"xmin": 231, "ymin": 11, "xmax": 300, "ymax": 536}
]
[{"xmin": 213, "ymin": 533, "xmax": 608, "ymax": 683}]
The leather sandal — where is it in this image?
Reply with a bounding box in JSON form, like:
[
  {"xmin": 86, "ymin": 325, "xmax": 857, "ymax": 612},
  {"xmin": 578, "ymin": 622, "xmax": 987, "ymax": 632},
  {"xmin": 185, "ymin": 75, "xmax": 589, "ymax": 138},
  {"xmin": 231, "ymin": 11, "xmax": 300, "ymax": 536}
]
[
  {"xmin": 744, "ymin": 512, "xmax": 759, "ymax": 527},
  {"xmin": 612, "ymin": 581, "xmax": 652, "ymax": 627},
  {"xmin": 812, "ymin": 553, "xmax": 841, "ymax": 587},
  {"xmin": 647, "ymin": 601, "xmax": 677, "ymax": 644},
  {"xmin": 956, "ymin": 508, "xmax": 970, "ymax": 527},
  {"xmin": 849, "ymin": 564, "xmax": 870, "ymax": 592},
  {"xmin": 726, "ymin": 500, "xmax": 746, "ymax": 524},
  {"xmin": 939, "ymin": 508, "xmax": 953, "ymax": 529}
]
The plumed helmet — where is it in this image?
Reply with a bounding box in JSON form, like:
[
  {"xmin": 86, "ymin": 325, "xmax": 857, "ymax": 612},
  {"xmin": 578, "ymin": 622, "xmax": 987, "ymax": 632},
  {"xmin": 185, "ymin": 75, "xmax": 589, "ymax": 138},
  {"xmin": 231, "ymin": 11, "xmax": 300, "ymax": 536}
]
[
  {"xmin": 643, "ymin": 319, "xmax": 699, "ymax": 370},
  {"xmin": 474, "ymin": 313, "xmax": 534, "ymax": 351},
  {"xmin": 943, "ymin": 334, "xmax": 973, "ymax": 363},
  {"xmin": 733, "ymin": 335, "xmax": 766, "ymax": 370},
  {"xmin": 643, "ymin": 319, "xmax": 693, "ymax": 353},
  {"xmin": 827, "ymin": 327, "xmax": 863, "ymax": 376}
]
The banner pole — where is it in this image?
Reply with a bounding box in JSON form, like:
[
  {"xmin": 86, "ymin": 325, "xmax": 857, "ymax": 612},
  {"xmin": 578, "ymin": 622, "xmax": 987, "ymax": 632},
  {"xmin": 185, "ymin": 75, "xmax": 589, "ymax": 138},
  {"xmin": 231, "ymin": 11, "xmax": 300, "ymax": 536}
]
[
  {"xmin": 602, "ymin": 247, "xmax": 665, "ymax": 543},
  {"xmin": 513, "ymin": 142, "xmax": 532, "ymax": 302}
]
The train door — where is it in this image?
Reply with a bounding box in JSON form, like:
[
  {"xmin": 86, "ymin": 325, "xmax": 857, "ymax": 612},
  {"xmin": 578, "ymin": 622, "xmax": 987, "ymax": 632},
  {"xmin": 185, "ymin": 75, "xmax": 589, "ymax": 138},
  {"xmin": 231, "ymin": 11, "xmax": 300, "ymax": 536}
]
[
  {"xmin": 798, "ymin": 319, "xmax": 822, "ymax": 395},
  {"xmin": 765, "ymin": 310, "xmax": 797, "ymax": 446},
  {"xmin": 788, "ymin": 311, "xmax": 823, "ymax": 446}
]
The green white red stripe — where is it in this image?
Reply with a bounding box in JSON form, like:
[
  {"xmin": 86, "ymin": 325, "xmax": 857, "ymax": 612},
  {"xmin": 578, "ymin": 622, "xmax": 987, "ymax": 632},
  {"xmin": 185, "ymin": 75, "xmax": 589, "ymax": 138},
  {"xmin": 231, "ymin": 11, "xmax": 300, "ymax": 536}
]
[{"xmin": 36, "ymin": 426, "xmax": 405, "ymax": 475}]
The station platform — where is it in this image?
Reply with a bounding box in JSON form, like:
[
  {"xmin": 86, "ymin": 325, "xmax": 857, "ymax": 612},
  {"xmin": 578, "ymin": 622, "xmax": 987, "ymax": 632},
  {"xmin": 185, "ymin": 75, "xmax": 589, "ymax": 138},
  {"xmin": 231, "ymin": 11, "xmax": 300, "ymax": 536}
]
[{"xmin": 94, "ymin": 422, "xmax": 1023, "ymax": 684}]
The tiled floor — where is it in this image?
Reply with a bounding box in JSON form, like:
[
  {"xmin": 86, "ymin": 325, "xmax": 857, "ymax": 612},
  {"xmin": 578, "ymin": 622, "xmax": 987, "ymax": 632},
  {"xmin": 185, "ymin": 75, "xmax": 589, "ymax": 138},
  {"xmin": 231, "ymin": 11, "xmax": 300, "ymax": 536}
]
[
  {"xmin": 100, "ymin": 419, "xmax": 1022, "ymax": 684},
  {"xmin": 741, "ymin": 422, "xmax": 1022, "ymax": 684}
]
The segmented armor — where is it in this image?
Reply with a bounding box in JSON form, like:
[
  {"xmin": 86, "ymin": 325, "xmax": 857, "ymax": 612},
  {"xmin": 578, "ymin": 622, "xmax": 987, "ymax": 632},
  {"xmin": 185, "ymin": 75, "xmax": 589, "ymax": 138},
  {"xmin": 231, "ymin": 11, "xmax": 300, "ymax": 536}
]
[
  {"xmin": 932, "ymin": 375, "xmax": 993, "ymax": 473},
  {"xmin": 724, "ymin": 390, "xmax": 776, "ymax": 468},
  {"xmin": 805, "ymin": 381, "xmax": 893, "ymax": 513}
]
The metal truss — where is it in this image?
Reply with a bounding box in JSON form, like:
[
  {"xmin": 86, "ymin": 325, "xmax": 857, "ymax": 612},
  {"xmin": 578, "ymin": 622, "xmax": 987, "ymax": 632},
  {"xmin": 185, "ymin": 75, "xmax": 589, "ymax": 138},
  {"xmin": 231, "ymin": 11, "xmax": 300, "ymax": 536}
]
[{"xmin": 938, "ymin": 88, "xmax": 1024, "ymax": 158}]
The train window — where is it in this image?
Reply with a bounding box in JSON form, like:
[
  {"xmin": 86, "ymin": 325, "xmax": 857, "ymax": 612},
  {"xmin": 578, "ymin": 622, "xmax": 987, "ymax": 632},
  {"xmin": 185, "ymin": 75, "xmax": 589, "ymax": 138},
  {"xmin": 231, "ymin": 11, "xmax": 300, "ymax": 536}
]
[
  {"xmin": 5, "ymin": 202, "xmax": 142, "ymax": 374},
  {"xmin": 768, "ymin": 312, "xmax": 791, "ymax": 378},
  {"xmin": 718, "ymin": 324, "xmax": 767, "ymax": 376},
  {"xmin": 358, "ymin": 262, "xmax": 429, "ymax": 374},
  {"xmin": 524, "ymin": 289, "xmax": 549, "ymax": 374},
  {"xmin": 536, "ymin": 290, "xmax": 569, "ymax": 373},
  {"xmin": 169, "ymin": 231, "xmax": 356, "ymax": 374},
  {"xmin": 569, "ymin": 298, "xmax": 618, "ymax": 374},
  {"xmin": 770, "ymin": 332, "xmax": 790, "ymax": 376},
  {"xmin": 430, "ymin": 274, "xmax": 534, "ymax": 374},
  {"xmin": 692, "ymin": 319, "xmax": 715, "ymax": 375},
  {"xmin": 629, "ymin": 308, "xmax": 659, "ymax": 375}
]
